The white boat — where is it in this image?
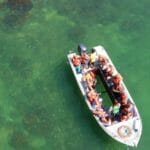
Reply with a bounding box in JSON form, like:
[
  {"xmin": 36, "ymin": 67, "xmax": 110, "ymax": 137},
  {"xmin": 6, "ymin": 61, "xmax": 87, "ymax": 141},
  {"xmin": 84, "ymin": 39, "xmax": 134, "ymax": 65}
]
[{"xmin": 67, "ymin": 45, "xmax": 142, "ymax": 147}]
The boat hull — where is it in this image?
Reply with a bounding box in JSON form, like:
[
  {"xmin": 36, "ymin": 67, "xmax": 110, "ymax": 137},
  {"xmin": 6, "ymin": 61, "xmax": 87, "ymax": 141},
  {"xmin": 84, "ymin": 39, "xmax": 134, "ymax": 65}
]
[{"xmin": 67, "ymin": 45, "xmax": 142, "ymax": 147}]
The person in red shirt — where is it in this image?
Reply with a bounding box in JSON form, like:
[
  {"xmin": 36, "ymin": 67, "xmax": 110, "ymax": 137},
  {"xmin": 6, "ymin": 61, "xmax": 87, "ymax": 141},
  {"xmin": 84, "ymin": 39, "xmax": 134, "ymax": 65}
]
[{"xmin": 112, "ymin": 74, "xmax": 123, "ymax": 85}]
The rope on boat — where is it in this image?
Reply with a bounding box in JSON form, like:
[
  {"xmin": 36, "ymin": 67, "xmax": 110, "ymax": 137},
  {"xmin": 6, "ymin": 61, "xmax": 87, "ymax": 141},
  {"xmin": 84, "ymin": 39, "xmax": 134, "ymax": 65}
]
[{"xmin": 118, "ymin": 125, "xmax": 132, "ymax": 138}]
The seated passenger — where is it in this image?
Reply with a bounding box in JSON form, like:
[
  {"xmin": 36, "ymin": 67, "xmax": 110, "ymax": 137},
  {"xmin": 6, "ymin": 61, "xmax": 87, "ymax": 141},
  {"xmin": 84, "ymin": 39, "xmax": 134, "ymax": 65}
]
[
  {"xmin": 120, "ymin": 109, "xmax": 132, "ymax": 121},
  {"xmin": 92, "ymin": 107, "xmax": 106, "ymax": 117},
  {"xmin": 120, "ymin": 101, "xmax": 134, "ymax": 121},
  {"xmin": 89, "ymin": 70, "xmax": 97, "ymax": 79},
  {"xmin": 100, "ymin": 116, "xmax": 112, "ymax": 125},
  {"xmin": 125, "ymin": 101, "xmax": 134, "ymax": 112},
  {"xmin": 102, "ymin": 64, "xmax": 114, "ymax": 78},
  {"xmin": 121, "ymin": 101, "xmax": 134, "ymax": 116},
  {"xmin": 113, "ymin": 90, "xmax": 127, "ymax": 102},
  {"xmin": 112, "ymin": 74, "xmax": 123, "ymax": 85},
  {"xmin": 82, "ymin": 71, "xmax": 97, "ymax": 91},
  {"xmin": 81, "ymin": 52, "xmax": 90, "ymax": 68},
  {"xmin": 120, "ymin": 113, "xmax": 128, "ymax": 121},
  {"xmin": 81, "ymin": 76, "xmax": 89, "ymax": 92},
  {"xmin": 87, "ymin": 89, "xmax": 101, "ymax": 107},
  {"xmin": 93, "ymin": 107, "xmax": 111, "ymax": 125},
  {"xmin": 72, "ymin": 54, "xmax": 81, "ymax": 73},
  {"xmin": 119, "ymin": 92, "xmax": 128, "ymax": 101},
  {"xmin": 112, "ymin": 83, "xmax": 124, "ymax": 93},
  {"xmin": 120, "ymin": 98, "xmax": 128, "ymax": 105},
  {"xmin": 98, "ymin": 55, "xmax": 109, "ymax": 66},
  {"xmin": 72, "ymin": 54, "xmax": 80, "ymax": 66}
]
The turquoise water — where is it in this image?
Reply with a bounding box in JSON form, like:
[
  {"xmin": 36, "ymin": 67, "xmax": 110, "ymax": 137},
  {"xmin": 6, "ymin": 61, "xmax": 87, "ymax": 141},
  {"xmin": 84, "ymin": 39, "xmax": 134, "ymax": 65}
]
[{"xmin": 0, "ymin": 0, "xmax": 150, "ymax": 149}]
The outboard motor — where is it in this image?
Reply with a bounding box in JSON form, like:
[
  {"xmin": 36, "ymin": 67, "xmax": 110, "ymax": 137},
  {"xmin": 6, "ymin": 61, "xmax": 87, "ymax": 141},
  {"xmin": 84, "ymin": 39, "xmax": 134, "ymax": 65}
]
[{"xmin": 78, "ymin": 44, "xmax": 87, "ymax": 54}]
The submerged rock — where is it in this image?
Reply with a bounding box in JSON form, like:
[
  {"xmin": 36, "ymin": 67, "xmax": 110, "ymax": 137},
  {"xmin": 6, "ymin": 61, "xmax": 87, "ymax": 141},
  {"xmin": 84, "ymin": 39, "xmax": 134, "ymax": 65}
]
[
  {"xmin": 1, "ymin": 0, "xmax": 33, "ymax": 28},
  {"xmin": 6, "ymin": 0, "xmax": 33, "ymax": 12},
  {"xmin": 9, "ymin": 56, "xmax": 32, "ymax": 79},
  {"xmin": 9, "ymin": 130, "xmax": 29, "ymax": 150},
  {"xmin": 3, "ymin": 13, "xmax": 21, "ymax": 26},
  {"xmin": 23, "ymin": 106, "xmax": 52, "ymax": 137},
  {"xmin": 120, "ymin": 17, "xmax": 143, "ymax": 33},
  {"xmin": 68, "ymin": 25, "xmax": 86, "ymax": 42}
]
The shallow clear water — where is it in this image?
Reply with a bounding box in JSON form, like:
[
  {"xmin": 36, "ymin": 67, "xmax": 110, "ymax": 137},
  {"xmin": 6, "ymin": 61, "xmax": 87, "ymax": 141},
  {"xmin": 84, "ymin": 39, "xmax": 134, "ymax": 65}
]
[{"xmin": 0, "ymin": 0, "xmax": 149, "ymax": 149}]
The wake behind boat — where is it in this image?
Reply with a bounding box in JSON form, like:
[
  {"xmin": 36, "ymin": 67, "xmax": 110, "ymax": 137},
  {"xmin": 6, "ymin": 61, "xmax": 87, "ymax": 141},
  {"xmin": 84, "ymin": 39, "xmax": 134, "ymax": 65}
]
[{"xmin": 67, "ymin": 44, "xmax": 142, "ymax": 147}]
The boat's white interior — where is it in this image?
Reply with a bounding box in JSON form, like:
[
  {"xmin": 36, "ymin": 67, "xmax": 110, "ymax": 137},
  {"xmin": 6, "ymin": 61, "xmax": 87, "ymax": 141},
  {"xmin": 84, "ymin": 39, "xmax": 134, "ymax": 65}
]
[{"xmin": 67, "ymin": 45, "xmax": 142, "ymax": 147}]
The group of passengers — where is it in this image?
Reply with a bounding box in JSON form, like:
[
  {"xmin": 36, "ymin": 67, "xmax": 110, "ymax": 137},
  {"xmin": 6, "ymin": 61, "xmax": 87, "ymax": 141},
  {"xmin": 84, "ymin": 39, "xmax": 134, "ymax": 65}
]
[
  {"xmin": 72, "ymin": 49, "xmax": 111, "ymax": 124},
  {"xmin": 71, "ymin": 48, "xmax": 134, "ymax": 125},
  {"xmin": 98, "ymin": 54, "xmax": 134, "ymax": 122},
  {"xmin": 85, "ymin": 76, "xmax": 112, "ymax": 125}
]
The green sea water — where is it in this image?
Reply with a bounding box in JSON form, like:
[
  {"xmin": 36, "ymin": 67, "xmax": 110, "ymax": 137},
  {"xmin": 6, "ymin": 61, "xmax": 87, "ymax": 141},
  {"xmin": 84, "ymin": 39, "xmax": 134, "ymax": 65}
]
[{"xmin": 0, "ymin": 0, "xmax": 149, "ymax": 150}]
